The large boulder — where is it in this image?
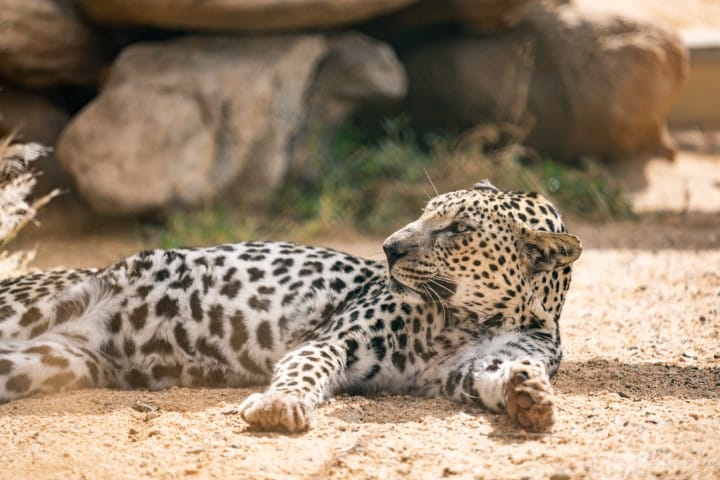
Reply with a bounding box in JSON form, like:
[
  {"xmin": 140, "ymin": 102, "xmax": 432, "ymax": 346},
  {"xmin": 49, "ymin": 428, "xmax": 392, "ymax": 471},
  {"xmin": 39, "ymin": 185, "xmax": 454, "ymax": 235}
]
[
  {"xmin": 78, "ymin": 0, "xmax": 417, "ymax": 32},
  {"xmin": 0, "ymin": 0, "xmax": 108, "ymax": 87},
  {"xmin": 370, "ymin": 0, "xmax": 550, "ymax": 34},
  {"xmin": 58, "ymin": 35, "xmax": 326, "ymax": 215},
  {"xmin": 402, "ymin": 3, "xmax": 688, "ymax": 159},
  {"xmin": 57, "ymin": 33, "xmax": 407, "ymax": 215},
  {"xmin": 0, "ymin": 88, "xmax": 72, "ymax": 193}
]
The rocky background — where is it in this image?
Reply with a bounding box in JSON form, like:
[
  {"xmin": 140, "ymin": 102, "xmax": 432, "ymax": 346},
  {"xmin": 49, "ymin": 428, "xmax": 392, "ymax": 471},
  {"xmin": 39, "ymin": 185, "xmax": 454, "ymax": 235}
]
[{"xmin": 0, "ymin": 0, "xmax": 689, "ymax": 215}]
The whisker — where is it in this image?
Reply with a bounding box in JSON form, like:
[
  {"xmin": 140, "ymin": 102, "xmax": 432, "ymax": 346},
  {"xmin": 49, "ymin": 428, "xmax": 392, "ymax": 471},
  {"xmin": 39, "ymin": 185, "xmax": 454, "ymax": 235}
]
[
  {"xmin": 422, "ymin": 283, "xmax": 448, "ymax": 321},
  {"xmin": 424, "ymin": 168, "xmax": 439, "ymax": 197},
  {"xmin": 421, "ymin": 284, "xmax": 436, "ymax": 303},
  {"xmin": 437, "ymin": 292, "xmax": 448, "ymax": 322},
  {"xmin": 427, "ymin": 278, "xmax": 455, "ymax": 295},
  {"xmin": 431, "ymin": 272, "xmax": 457, "ymax": 283}
]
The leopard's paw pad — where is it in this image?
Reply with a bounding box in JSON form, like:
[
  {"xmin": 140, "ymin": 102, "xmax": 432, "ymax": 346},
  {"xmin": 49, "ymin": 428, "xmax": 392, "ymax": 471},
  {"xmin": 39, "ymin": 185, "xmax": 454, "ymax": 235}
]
[{"xmin": 505, "ymin": 359, "xmax": 555, "ymax": 432}]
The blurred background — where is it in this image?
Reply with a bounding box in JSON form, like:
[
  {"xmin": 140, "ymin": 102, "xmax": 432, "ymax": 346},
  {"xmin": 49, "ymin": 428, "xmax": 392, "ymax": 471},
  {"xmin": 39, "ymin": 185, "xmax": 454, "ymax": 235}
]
[{"xmin": 1, "ymin": 0, "xmax": 719, "ymax": 267}]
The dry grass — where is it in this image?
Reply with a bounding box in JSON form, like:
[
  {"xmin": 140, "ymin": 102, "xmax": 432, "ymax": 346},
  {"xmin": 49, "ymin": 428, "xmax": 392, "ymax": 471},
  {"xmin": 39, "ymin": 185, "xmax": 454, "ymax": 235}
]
[{"xmin": 0, "ymin": 136, "xmax": 60, "ymax": 278}]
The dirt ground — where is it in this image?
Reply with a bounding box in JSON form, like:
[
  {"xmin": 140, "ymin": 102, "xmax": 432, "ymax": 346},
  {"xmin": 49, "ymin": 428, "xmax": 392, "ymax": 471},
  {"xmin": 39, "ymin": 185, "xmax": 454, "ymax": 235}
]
[
  {"xmin": 1, "ymin": 149, "xmax": 719, "ymax": 479},
  {"xmin": 575, "ymin": 0, "xmax": 720, "ymax": 30}
]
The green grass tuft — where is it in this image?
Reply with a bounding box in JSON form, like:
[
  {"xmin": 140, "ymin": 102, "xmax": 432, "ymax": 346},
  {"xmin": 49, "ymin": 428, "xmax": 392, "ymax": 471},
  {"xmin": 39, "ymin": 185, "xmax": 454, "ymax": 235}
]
[
  {"xmin": 144, "ymin": 118, "xmax": 632, "ymax": 248},
  {"xmin": 142, "ymin": 207, "xmax": 261, "ymax": 250}
]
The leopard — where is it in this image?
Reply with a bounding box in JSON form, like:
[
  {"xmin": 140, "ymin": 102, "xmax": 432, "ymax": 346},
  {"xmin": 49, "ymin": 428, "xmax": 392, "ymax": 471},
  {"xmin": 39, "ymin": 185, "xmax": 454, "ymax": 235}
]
[{"xmin": 0, "ymin": 180, "xmax": 581, "ymax": 433}]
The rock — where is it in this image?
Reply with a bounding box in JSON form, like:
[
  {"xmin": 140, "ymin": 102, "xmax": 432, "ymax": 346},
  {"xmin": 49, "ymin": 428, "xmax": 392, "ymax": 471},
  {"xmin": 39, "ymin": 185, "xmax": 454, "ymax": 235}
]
[
  {"xmin": 290, "ymin": 33, "xmax": 407, "ymax": 178},
  {"xmin": 58, "ymin": 33, "xmax": 405, "ymax": 215},
  {"xmin": 372, "ymin": 0, "xmax": 551, "ymax": 34},
  {"xmin": 549, "ymin": 473, "xmax": 572, "ymax": 480},
  {"xmin": 0, "ymin": 88, "xmax": 72, "ymax": 193},
  {"xmin": 306, "ymin": 33, "xmax": 407, "ymax": 124},
  {"xmin": 78, "ymin": 0, "xmax": 417, "ymax": 32},
  {"xmin": 401, "ymin": 3, "xmax": 688, "ymax": 160},
  {"xmin": 669, "ymin": 31, "xmax": 720, "ymax": 129},
  {"xmin": 0, "ymin": 0, "xmax": 108, "ymax": 87},
  {"xmin": 58, "ymin": 35, "xmax": 328, "ymax": 215}
]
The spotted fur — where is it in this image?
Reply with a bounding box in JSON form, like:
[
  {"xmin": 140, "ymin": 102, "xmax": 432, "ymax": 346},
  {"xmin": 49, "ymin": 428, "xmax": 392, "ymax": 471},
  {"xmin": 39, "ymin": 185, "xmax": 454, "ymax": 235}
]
[{"xmin": 0, "ymin": 181, "xmax": 581, "ymax": 432}]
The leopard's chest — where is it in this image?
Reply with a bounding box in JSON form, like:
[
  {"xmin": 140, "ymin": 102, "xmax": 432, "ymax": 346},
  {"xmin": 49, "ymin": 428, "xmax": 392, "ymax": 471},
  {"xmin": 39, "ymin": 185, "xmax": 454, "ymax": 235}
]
[{"xmin": 324, "ymin": 300, "xmax": 481, "ymax": 390}]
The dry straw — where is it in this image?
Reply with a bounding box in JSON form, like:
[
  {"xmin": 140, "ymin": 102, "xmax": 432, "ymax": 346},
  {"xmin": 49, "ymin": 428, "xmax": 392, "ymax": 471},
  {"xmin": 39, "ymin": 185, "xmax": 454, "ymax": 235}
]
[{"xmin": 0, "ymin": 135, "xmax": 61, "ymax": 278}]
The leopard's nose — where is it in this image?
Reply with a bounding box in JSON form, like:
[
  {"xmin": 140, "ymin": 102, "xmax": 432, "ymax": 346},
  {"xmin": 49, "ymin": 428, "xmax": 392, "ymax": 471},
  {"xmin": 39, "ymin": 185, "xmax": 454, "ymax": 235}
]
[{"xmin": 383, "ymin": 241, "xmax": 407, "ymax": 269}]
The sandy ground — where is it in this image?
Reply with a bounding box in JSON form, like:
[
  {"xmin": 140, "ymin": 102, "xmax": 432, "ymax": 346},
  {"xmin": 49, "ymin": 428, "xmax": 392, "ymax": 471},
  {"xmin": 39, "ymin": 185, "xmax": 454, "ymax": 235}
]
[
  {"xmin": 1, "ymin": 148, "xmax": 719, "ymax": 479},
  {"xmin": 1, "ymin": 233, "xmax": 718, "ymax": 480},
  {"xmin": 575, "ymin": 0, "xmax": 720, "ymax": 31}
]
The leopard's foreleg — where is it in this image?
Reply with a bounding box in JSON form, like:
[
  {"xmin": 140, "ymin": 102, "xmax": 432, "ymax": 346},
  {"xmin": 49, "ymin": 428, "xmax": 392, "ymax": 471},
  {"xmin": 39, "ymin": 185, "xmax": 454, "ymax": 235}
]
[
  {"xmin": 238, "ymin": 339, "xmax": 349, "ymax": 432},
  {"xmin": 417, "ymin": 330, "xmax": 559, "ymax": 432}
]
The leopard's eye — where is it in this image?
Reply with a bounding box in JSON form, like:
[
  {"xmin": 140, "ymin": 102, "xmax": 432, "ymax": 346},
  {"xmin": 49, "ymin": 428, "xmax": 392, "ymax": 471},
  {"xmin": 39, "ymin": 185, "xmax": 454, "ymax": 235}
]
[
  {"xmin": 447, "ymin": 222, "xmax": 470, "ymax": 234},
  {"xmin": 433, "ymin": 221, "xmax": 472, "ymax": 237}
]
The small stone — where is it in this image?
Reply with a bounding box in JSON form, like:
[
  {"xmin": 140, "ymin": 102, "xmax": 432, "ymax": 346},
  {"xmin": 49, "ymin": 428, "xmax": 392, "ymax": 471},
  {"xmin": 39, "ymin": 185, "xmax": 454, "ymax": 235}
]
[
  {"xmin": 442, "ymin": 466, "xmax": 459, "ymax": 477},
  {"xmin": 132, "ymin": 400, "xmax": 160, "ymax": 413},
  {"xmin": 144, "ymin": 411, "xmax": 162, "ymax": 421},
  {"xmin": 549, "ymin": 472, "xmax": 572, "ymax": 480}
]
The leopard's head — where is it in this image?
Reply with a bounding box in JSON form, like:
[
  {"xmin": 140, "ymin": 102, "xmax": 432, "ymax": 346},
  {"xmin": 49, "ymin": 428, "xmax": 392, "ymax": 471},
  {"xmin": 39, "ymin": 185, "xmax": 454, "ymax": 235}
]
[{"xmin": 383, "ymin": 180, "xmax": 581, "ymax": 323}]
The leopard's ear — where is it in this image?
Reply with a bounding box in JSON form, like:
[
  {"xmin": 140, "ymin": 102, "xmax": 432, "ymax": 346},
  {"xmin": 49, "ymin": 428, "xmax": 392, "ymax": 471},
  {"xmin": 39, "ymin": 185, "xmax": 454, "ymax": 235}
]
[
  {"xmin": 472, "ymin": 179, "xmax": 500, "ymax": 192},
  {"xmin": 518, "ymin": 228, "xmax": 582, "ymax": 273}
]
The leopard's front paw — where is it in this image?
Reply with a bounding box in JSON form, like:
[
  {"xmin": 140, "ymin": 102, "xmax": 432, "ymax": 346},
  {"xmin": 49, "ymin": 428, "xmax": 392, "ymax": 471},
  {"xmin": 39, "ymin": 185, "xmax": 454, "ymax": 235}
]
[
  {"xmin": 238, "ymin": 391, "xmax": 315, "ymax": 433},
  {"xmin": 505, "ymin": 359, "xmax": 555, "ymax": 432}
]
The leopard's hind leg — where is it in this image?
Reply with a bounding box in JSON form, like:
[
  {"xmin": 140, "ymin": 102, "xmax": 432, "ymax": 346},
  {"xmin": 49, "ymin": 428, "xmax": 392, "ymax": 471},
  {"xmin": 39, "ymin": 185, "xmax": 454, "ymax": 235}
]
[
  {"xmin": 0, "ymin": 271, "xmax": 119, "ymax": 401},
  {"xmin": 0, "ymin": 334, "xmax": 117, "ymax": 402},
  {"xmin": 0, "ymin": 268, "xmax": 99, "ymax": 341}
]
